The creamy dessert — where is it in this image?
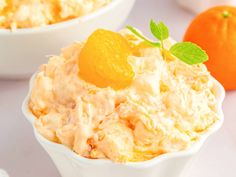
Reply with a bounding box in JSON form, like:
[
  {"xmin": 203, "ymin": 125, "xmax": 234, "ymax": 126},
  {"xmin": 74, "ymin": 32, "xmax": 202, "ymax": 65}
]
[
  {"xmin": 28, "ymin": 23, "xmax": 219, "ymax": 163},
  {"xmin": 0, "ymin": 0, "xmax": 111, "ymax": 29}
]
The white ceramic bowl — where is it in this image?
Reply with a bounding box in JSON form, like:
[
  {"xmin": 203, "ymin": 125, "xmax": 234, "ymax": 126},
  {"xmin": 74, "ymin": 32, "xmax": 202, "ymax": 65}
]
[
  {"xmin": 0, "ymin": 0, "xmax": 135, "ymax": 79},
  {"xmin": 0, "ymin": 169, "xmax": 9, "ymax": 177},
  {"xmin": 22, "ymin": 73, "xmax": 225, "ymax": 177},
  {"xmin": 177, "ymin": 0, "xmax": 236, "ymax": 13}
]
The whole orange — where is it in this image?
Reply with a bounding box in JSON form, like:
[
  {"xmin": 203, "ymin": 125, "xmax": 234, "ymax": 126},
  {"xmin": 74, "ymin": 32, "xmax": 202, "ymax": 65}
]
[{"xmin": 184, "ymin": 6, "xmax": 236, "ymax": 90}]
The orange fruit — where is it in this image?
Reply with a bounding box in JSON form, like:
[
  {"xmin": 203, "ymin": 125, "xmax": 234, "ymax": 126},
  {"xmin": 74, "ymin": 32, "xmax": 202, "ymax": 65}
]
[
  {"xmin": 78, "ymin": 29, "xmax": 134, "ymax": 90},
  {"xmin": 184, "ymin": 6, "xmax": 236, "ymax": 90}
]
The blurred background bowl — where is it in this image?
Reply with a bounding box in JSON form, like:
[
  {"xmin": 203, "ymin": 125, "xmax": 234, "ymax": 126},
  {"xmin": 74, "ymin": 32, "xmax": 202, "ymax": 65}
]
[
  {"xmin": 0, "ymin": 0, "xmax": 136, "ymax": 79},
  {"xmin": 177, "ymin": 0, "xmax": 236, "ymax": 13}
]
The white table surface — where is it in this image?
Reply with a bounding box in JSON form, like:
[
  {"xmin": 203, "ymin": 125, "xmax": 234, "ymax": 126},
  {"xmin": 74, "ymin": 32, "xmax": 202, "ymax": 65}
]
[{"xmin": 0, "ymin": 0, "xmax": 236, "ymax": 177}]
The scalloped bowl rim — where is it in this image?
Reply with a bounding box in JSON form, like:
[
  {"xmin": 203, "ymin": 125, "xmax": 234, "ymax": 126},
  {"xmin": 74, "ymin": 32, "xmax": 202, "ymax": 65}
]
[
  {"xmin": 0, "ymin": 0, "xmax": 123, "ymax": 35},
  {"xmin": 22, "ymin": 72, "xmax": 225, "ymax": 169}
]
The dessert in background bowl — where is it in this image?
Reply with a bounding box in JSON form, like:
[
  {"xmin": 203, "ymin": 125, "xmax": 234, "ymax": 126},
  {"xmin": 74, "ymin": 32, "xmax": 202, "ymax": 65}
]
[
  {"xmin": 22, "ymin": 20, "xmax": 225, "ymax": 177},
  {"xmin": 0, "ymin": 0, "xmax": 135, "ymax": 79},
  {"xmin": 0, "ymin": 0, "xmax": 111, "ymax": 29}
]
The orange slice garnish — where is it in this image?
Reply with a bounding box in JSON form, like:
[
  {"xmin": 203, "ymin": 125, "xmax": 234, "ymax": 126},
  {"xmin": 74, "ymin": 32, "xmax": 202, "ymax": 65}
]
[{"xmin": 78, "ymin": 29, "xmax": 134, "ymax": 89}]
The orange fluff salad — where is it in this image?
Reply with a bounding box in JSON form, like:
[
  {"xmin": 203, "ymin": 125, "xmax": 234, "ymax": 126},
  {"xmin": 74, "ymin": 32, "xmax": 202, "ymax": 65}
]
[
  {"xmin": 28, "ymin": 28, "xmax": 220, "ymax": 163},
  {"xmin": 0, "ymin": 0, "xmax": 111, "ymax": 29}
]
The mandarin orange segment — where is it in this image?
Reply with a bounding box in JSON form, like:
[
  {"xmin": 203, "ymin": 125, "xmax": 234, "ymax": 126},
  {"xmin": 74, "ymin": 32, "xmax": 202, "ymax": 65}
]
[{"xmin": 78, "ymin": 29, "xmax": 134, "ymax": 89}]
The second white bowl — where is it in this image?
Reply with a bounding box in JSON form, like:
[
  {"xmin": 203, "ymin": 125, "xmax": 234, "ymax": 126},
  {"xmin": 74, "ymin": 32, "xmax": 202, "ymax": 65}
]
[
  {"xmin": 0, "ymin": 0, "xmax": 136, "ymax": 79},
  {"xmin": 177, "ymin": 0, "xmax": 236, "ymax": 13}
]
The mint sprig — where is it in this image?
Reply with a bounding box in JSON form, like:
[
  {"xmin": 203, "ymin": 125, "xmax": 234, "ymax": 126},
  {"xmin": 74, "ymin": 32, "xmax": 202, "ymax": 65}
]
[
  {"xmin": 170, "ymin": 42, "xmax": 208, "ymax": 65},
  {"xmin": 127, "ymin": 19, "xmax": 208, "ymax": 65},
  {"xmin": 150, "ymin": 20, "xmax": 169, "ymax": 41},
  {"xmin": 126, "ymin": 26, "xmax": 160, "ymax": 47}
]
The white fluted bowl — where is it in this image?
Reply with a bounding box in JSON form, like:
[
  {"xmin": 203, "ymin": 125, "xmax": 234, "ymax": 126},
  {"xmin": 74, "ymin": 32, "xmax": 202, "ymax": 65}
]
[
  {"xmin": 22, "ymin": 72, "xmax": 225, "ymax": 177},
  {"xmin": 0, "ymin": 0, "xmax": 135, "ymax": 79}
]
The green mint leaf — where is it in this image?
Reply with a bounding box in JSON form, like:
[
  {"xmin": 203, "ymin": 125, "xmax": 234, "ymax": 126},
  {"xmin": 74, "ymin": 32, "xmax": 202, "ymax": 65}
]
[
  {"xmin": 170, "ymin": 42, "xmax": 208, "ymax": 65},
  {"xmin": 150, "ymin": 20, "xmax": 169, "ymax": 41},
  {"xmin": 126, "ymin": 26, "xmax": 160, "ymax": 47}
]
